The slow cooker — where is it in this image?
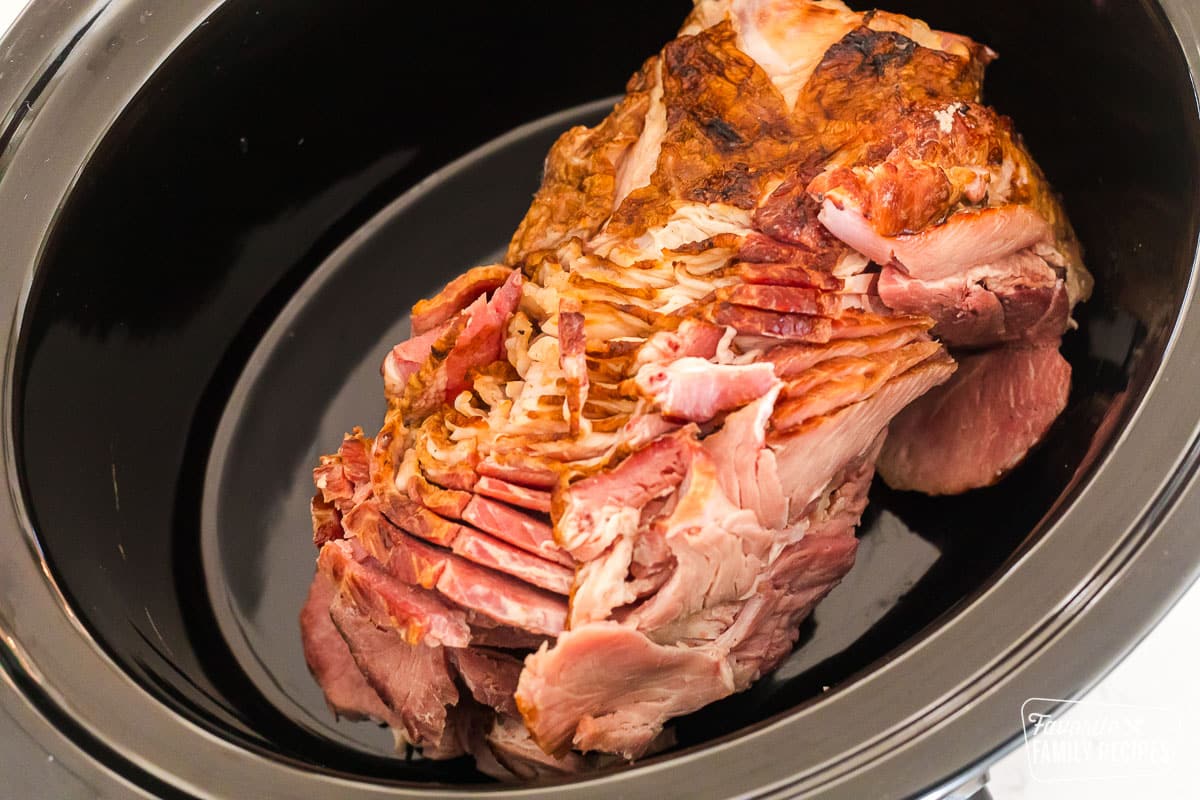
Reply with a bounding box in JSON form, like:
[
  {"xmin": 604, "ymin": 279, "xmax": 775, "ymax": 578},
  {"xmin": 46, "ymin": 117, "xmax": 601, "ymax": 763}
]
[{"xmin": 2, "ymin": 1, "xmax": 1199, "ymax": 797}]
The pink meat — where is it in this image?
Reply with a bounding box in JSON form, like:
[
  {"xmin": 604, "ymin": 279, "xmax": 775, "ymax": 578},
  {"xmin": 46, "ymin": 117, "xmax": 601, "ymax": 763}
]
[
  {"xmin": 703, "ymin": 385, "xmax": 788, "ymax": 529},
  {"xmin": 317, "ymin": 539, "xmax": 471, "ymax": 648},
  {"xmin": 385, "ymin": 532, "xmax": 568, "ymax": 637},
  {"xmin": 310, "ymin": 495, "xmax": 343, "ymax": 547},
  {"xmin": 328, "ymin": 594, "xmax": 462, "ymax": 753},
  {"xmin": 636, "ymin": 319, "xmax": 726, "ymax": 366},
  {"xmin": 299, "ymin": 572, "xmax": 393, "ymax": 723},
  {"xmin": 442, "ymin": 270, "xmax": 523, "ymax": 401},
  {"xmin": 620, "ymin": 449, "xmax": 773, "ymax": 633},
  {"xmin": 715, "ymin": 284, "xmax": 841, "ymax": 316},
  {"xmin": 312, "ymin": 430, "xmax": 373, "ymax": 513},
  {"xmin": 713, "ymin": 303, "xmax": 833, "ymax": 342},
  {"xmin": 828, "ymin": 310, "xmax": 932, "ymax": 340},
  {"xmin": 358, "ymin": 474, "xmax": 572, "ymax": 593},
  {"xmin": 449, "ymin": 526, "xmax": 575, "ymax": 596},
  {"xmin": 634, "ymin": 358, "xmax": 780, "ymax": 422},
  {"xmin": 736, "ymin": 261, "xmax": 843, "ymax": 291},
  {"xmin": 568, "ymin": 537, "xmax": 640, "ymax": 627},
  {"xmin": 877, "ymin": 250, "xmax": 1068, "ymax": 347},
  {"xmin": 878, "ymin": 343, "xmax": 1071, "ymax": 495},
  {"xmin": 770, "ymin": 354, "xmax": 957, "ymax": 517},
  {"xmin": 477, "ymin": 457, "xmax": 559, "ymax": 490},
  {"xmin": 515, "ymin": 622, "xmax": 734, "ymax": 759},
  {"xmin": 486, "ymin": 716, "xmax": 590, "ymax": 779},
  {"xmin": 371, "ymin": 485, "xmax": 468, "ymax": 549},
  {"xmin": 462, "ymin": 494, "xmax": 572, "ymax": 567},
  {"xmin": 772, "ymin": 341, "xmax": 944, "ymax": 431},
  {"xmin": 382, "ymin": 324, "xmax": 448, "ymax": 398},
  {"xmin": 448, "ymin": 648, "xmax": 523, "ymax": 717},
  {"xmin": 778, "ymin": 341, "xmax": 940, "ymax": 402},
  {"xmin": 411, "ymin": 264, "xmax": 514, "ymax": 335},
  {"xmin": 818, "ymin": 200, "xmax": 1055, "ymax": 281},
  {"xmin": 764, "ymin": 323, "xmax": 932, "ymax": 378},
  {"xmin": 473, "ymin": 476, "xmax": 553, "ymax": 514},
  {"xmin": 720, "ymin": 447, "xmax": 873, "ymax": 686},
  {"xmin": 555, "ymin": 428, "xmax": 695, "ymax": 561},
  {"xmin": 398, "ymin": 450, "xmax": 473, "ymax": 518},
  {"xmin": 559, "ymin": 299, "xmax": 590, "ymax": 434}
]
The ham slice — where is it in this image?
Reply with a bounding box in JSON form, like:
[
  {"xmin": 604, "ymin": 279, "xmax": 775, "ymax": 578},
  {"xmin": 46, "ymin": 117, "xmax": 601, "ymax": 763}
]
[
  {"xmin": 448, "ymin": 648, "xmax": 523, "ymax": 717},
  {"xmin": 634, "ymin": 358, "xmax": 779, "ymax": 422},
  {"xmin": 385, "ymin": 532, "xmax": 568, "ymax": 637},
  {"xmin": 555, "ymin": 428, "xmax": 695, "ymax": 561},
  {"xmin": 442, "ymin": 270, "xmax": 523, "ymax": 401},
  {"xmin": 382, "ymin": 325, "xmax": 446, "ymax": 398},
  {"xmin": 515, "ymin": 622, "xmax": 734, "ymax": 759},
  {"xmin": 818, "ymin": 200, "xmax": 1055, "ymax": 282},
  {"xmin": 770, "ymin": 353, "xmax": 957, "ymax": 515},
  {"xmin": 878, "ymin": 343, "xmax": 1071, "ymax": 494},
  {"xmin": 312, "ymin": 429, "xmax": 372, "ymax": 513},
  {"xmin": 300, "ymin": 573, "xmax": 394, "ymax": 723},
  {"xmin": 317, "ymin": 539, "xmax": 471, "ymax": 648},
  {"xmin": 462, "ymin": 495, "xmax": 572, "ymax": 567},
  {"xmin": 411, "ymin": 264, "xmax": 514, "ymax": 335},
  {"xmin": 486, "ymin": 716, "xmax": 590, "ymax": 779},
  {"xmin": 876, "ymin": 251, "xmax": 1069, "ymax": 347},
  {"xmin": 328, "ymin": 595, "xmax": 462, "ymax": 754},
  {"xmin": 473, "ymin": 476, "xmax": 553, "ymax": 514}
]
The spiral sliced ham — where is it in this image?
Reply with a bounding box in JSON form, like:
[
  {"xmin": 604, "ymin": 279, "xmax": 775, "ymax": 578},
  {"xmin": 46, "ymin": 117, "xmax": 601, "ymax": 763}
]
[{"xmin": 299, "ymin": 0, "xmax": 1090, "ymax": 779}]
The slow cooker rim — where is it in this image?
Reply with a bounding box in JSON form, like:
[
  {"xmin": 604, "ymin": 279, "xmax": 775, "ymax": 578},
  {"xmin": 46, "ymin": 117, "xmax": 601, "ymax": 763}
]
[{"xmin": 1, "ymin": 1, "xmax": 1199, "ymax": 798}]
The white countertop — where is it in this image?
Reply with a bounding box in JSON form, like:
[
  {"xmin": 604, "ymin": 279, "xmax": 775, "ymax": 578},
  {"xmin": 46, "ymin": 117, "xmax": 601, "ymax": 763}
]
[
  {"xmin": 988, "ymin": 580, "xmax": 1199, "ymax": 798},
  {"xmin": 0, "ymin": 1, "xmax": 1195, "ymax": 797}
]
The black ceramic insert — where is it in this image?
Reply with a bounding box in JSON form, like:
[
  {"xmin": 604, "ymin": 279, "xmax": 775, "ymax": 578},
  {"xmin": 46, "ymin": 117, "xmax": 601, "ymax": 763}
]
[{"xmin": 10, "ymin": 0, "xmax": 1199, "ymax": 787}]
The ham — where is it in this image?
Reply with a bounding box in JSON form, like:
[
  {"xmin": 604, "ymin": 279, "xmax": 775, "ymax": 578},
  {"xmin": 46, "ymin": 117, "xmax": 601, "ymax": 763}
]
[
  {"xmin": 712, "ymin": 303, "xmax": 833, "ymax": 342},
  {"xmin": 411, "ymin": 264, "xmax": 515, "ymax": 335},
  {"xmin": 448, "ymin": 648, "xmax": 524, "ymax": 717},
  {"xmin": 312, "ymin": 428, "xmax": 372, "ymax": 512},
  {"xmin": 773, "ymin": 340, "xmax": 945, "ymax": 430},
  {"xmin": 310, "ymin": 495, "xmax": 343, "ymax": 547},
  {"xmin": 818, "ymin": 200, "xmax": 1055, "ymax": 282},
  {"xmin": 633, "ymin": 358, "xmax": 779, "ymax": 422},
  {"xmin": 317, "ymin": 539, "xmax": 471, "ymax": 648},
  {"xmin": 384, "ymin": 531, "xmax": 568, "ymax": 637},
  {"xmin": 559, "ymin": 308, "xmax": 590, "ymax": 435},
  {"xmin": 485, "ymin": 716, "xmax": 590, "ymax": 779},
  {"xmin": 299, "ymin": 573, "xmax": 394, "ymax": 723},
  {"xmin": 299, "ymin": 0, "xmax": 1089, "ymax": 777},
  {"xmin": 620, "ymin": 449, "xmax": 773, "ymax": 633},
  {"xmin": 770, "ymin": 353, "xmax": 957, "ymax": 515},
  {"xmin": 878, "ymin": 343, "xmax": 1071, "ymax": 494},
  {"xmin": 442, "ymin": 270, "xmax": 523, "ymax": 401},
  {"xmin": 515, "ymin": 622, "xmax": 734, "ymax": 759},
  {"xmin": 328, "ymin": 595, "xmax": 463, "ymax": 753},
  {"xmin": 715, "ymin": 283, "xmax": 841, "ymax": 315},
  {"xmin": 382, "ymin": 325, "xmax": 446, "ymax": 398},
  {"xmin": 473, "ymin": 476, "xmax": 553, "ymax": 514},
  {"xmin": 462, "ymin": 495, "xmax": 572, "ymax": 567},
  {"xmin": 876, "ymin": 251, "xmax": 1069, "ymax": 347},
  {"xmin": 555, "ymin": 428, "xmax": 695, "ymax": 561}
]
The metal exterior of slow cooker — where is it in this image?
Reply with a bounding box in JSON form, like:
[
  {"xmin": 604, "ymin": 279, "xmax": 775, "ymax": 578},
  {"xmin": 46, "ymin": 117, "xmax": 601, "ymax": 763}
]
[{"xmin": 1, "ymin": 1, "xmax": 1198, "ymax": 798}]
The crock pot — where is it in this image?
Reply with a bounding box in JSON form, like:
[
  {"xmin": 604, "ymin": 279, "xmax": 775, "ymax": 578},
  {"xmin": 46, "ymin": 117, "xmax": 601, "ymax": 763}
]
[{"xmin": 2, "ymin": 1, "xmax": 1199, "ymax": 798}]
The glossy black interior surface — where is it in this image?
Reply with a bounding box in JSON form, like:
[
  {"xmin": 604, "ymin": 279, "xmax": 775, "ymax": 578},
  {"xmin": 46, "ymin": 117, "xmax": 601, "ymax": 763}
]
[{"xmin": 12, "ymin": 0, "xmax": 1199, "ymax": 786}]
